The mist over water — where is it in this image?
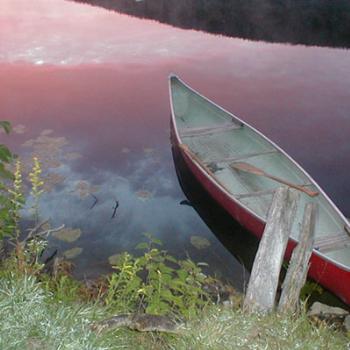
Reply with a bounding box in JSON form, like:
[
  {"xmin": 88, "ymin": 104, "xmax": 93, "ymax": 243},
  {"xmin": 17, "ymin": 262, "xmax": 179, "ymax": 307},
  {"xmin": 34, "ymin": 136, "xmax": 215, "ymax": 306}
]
[{"xmin": 74, "ymin": 0, "xmax": 350, "ymax": 48}]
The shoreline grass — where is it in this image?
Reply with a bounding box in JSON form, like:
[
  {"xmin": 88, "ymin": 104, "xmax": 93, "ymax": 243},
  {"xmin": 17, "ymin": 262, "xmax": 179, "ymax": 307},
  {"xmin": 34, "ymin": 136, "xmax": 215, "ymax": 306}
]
[{"xmin": 0, "ymin": 273, "xmax": 348, "ymax": 350}]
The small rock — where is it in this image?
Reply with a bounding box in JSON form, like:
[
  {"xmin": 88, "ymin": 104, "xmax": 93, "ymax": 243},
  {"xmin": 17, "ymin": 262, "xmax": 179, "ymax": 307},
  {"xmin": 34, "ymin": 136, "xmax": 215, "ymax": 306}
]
[{"xmin": 308, "ymin": 302, "xmax": 349, "ymax": 317}]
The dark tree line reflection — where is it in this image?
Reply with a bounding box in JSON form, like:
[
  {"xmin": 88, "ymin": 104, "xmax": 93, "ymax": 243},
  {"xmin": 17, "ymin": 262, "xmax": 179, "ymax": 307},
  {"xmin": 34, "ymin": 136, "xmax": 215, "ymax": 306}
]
[{"xmin": 74, "ymin": 0, "xmax": 350, "ymax": 48}]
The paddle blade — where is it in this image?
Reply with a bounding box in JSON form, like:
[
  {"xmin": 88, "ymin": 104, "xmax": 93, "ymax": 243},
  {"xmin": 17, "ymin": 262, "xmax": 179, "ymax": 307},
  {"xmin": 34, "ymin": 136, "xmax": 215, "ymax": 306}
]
[{"xmin": 231, "ymin": 162, "xmax": 319, "ymax": 197}]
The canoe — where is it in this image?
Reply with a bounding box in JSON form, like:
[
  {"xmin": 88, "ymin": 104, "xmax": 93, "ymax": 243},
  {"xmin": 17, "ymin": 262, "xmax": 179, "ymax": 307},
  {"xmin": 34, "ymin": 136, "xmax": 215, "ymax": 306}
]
[{"xmin": 169, "ymin": 75, "xmax": 350, "ymax": 305}]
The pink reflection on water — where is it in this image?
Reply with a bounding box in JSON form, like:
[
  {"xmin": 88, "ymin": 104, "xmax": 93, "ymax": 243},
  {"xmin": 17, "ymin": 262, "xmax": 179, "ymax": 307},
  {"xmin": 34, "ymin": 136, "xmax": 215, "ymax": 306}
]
[
  {"xmin": 0, "ymin": 0, "xmax": 236, "ymax": 65},
  {"xmin": 0, "ymin": 0, "xmax": 349, "ymax": 215}
]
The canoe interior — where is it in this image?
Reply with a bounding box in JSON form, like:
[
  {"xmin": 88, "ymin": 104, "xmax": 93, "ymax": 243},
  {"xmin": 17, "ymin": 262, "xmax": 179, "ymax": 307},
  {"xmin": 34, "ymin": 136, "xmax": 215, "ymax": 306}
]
[{"xmin": 170, "ymin": 76, "xmax": 350, "ymax": 269}]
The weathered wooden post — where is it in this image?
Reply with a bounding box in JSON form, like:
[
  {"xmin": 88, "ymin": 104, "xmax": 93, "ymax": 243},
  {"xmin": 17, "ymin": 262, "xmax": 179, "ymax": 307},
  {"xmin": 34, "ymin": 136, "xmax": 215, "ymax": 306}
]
[
  {"xmin": 278, "ymin": 203, "xmax": 317, "ymax": 313},
  {"xmin": 243, "ymin": 186, "xmax": 299, "ymax": 313}
]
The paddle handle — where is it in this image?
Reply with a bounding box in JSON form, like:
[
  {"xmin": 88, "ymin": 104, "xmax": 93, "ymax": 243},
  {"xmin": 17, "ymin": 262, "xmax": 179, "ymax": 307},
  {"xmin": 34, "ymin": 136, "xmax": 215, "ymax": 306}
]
[{"xmin": 266, "ymin": 174, "xmax": 319, "ymax": 197}]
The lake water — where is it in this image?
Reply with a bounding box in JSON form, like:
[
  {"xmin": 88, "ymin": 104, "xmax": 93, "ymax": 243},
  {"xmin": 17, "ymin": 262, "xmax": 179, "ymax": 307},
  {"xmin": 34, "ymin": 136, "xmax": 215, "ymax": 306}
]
[{"xmin": 1, "ymin": 0, "xmax": 349, "ymax": 290}]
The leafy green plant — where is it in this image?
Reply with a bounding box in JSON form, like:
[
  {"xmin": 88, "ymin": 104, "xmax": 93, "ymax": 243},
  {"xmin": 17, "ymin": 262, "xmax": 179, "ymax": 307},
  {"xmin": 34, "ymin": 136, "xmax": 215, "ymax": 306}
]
[
  {"xmin": 0, "ymin": 121, "xmax": 16, "ymax": 240},
  {"xmin": 300, "ymin": 280, "xmax": 324, "ymax": 301},
  {"xmin": 105, "ymin": 251, "xmax": 143, "ymax": 310},
  {"xmin": 8, "ymin": 160, "xmax": 25, "ymax": 239},
  {"xmin": 0, "ymin": 123, "xmax": 46, "ymax": 273},
  {"xmin": 28, "ymin": 156, "xmax": 44, "ymax": 223},
  {"xmin": 106, "ymin": 234, "xmax": 211, "ymax": 319}
]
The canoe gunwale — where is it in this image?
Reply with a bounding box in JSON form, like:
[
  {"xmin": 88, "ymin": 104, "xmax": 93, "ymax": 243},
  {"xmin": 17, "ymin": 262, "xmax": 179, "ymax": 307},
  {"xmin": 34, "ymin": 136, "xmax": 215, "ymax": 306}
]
[{"xmin": 168, "ymin": 74, "xmax": 350, "ymax": 274}]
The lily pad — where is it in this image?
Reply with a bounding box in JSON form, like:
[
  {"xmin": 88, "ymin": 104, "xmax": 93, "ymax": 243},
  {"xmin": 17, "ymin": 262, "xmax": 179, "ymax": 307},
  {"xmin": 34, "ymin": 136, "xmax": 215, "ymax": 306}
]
[
  {"xmin": 53, "ymin": 228, "xmax": 81, "ymax": 242},
  {"xmin": 13, "ymin": 124, "xmax": 26, "ymax": 134},
  {"xmin": 63, "ymin": 247, "xmax": 83, "ymax": 259},
  {"xmin": 143, "ymin": 147, "xmax": 155, "ymax": 154},
  {"xmin": 45, "ymin": 159, "xmax": 62, "ymax": 168},
  {"xmin": 40, "ymin": 129, "xmax": 54, "ymax": 136},
  {"xmin": 22, "ymin": 134, "xmax": 69, "ymax": 162},
  {"xmin": 43, "ymin": 172, "xmax": 66, "ymax": 192},
  {"xmin": 136, "ymin": 190, "xmax": 152, "ymax": 201},
  {"xmin": 22, "ymin": 133, "xmax": 69, "ymax": 174},
  {"xmin": 108, "ymin": 253, "xmax": 124, "ymax": 266},
  {"xmin": 74, "ymin": 180, "xmax": 99, "ymax": 198},
  {"xmin": 22, "ymin": 139, "xmax": 34, "ymax": 147},
  {"xmin": 190, "ymin": 236, "xmax": 211, "ymax": 250},
  {"xmin": 65, "ymin": 152, "xmax": 82, "ymax": 160}
]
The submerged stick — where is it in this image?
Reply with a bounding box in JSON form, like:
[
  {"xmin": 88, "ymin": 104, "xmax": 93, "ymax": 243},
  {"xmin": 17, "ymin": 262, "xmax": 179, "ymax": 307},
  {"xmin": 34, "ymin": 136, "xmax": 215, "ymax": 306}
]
[
  {"xmin": 89, "ymin": 193, "xmax": 98, "ymax": 209},
  {"xmin": 111, "ymin": 200, "xmax": 119, "ymax": 219}
]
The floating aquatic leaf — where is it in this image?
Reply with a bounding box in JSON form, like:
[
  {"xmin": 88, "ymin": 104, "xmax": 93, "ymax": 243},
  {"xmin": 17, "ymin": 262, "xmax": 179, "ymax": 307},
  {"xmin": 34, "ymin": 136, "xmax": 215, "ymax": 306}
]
[
  {"xmin": 136, "ymin": 190, "xmax": 152, "ymax": 201},
  {"xmin": 108, "ymin": 253, "xmax": 124, "ymax": 265},
  {"xmin": 190, "ymin": 236, "xmax": 211, "ymax": 250},
  {"xmin": 43, "ymin": 172, "xmax": 66, "ymax": 192},
  {"xmin": 63, "ymin": 247, "xmax": 83, "ymax": 259},
  {"xmin": 53, "ymin": 228, "xmax": 81, "ymax": 242},
  {"xmin": 22, "ymin": 132, "xmax": 69, "ymax": 174},
  {"xmin": 40, "ymin": 129, "xmax": 53, "ymax": 136},
  {"xmin": 143, "ymin": 147, "xmax": 154, "ymax": 154},
  {"xmin": 13, "ymin": 124, "xmax": 26, "ymax": 134},
  {"xmin": 74, "ymin": 180, "xmax": 99, "ymax": 198},
  {"xmin": 65, "ymin": 152, "xmax": 82, "ymax": 160},
  {"xmin": 121, "ymin": 147, "xmax": 130, "ymax": 154},
  {"xmin": 45, "ymin": 159, "xmax": 62, "ymax": 168},
  {"xmin": 149, "ymin": 157, "xmax": 161, "ymax": 165},
  {"xmin": 22, "ymin": 139, "xmax": 35, "ymax": 147},
  {"xmin": 22, "ymin": 134, "xmax": 68, "ymax": 164}
]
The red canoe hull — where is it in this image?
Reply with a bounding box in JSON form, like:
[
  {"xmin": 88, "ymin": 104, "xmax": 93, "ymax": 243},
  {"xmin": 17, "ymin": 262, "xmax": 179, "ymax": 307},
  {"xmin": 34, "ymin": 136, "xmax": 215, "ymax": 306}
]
[{"xmin": 172, "ymin": 125, "xmax": 350, "ymax": 306}]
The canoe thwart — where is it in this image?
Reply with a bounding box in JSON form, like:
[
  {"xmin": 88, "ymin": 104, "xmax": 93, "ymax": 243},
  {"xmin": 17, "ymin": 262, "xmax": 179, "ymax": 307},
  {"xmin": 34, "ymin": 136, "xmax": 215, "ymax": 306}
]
[
  {"xmin": 314, "ymin": 233, "xmax": 350, "ymax": 252},
  {"xmin": 235, "ymin": 189, "xmax": 276, "ymax": 199},
  {"xmin": 231, "ymin": 162, "xmax": 319, "ymax": 197},
  {"xmin": 180, "ymin": 123, "xmax": 242, "ymax": 137},
  {"xmin": 234, "ymin": 182, "xmax": 315, "ymax": 199},
  {"xmin": 205, "ymin": 150, "xmax": 278, "ymax": 164}
]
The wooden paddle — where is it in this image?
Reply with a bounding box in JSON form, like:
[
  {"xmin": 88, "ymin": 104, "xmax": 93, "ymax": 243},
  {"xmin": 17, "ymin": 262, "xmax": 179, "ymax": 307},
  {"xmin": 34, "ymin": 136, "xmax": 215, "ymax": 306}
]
[{"xmin": 231, "ymin": 162, "xmax": 319, "ymax": 197}]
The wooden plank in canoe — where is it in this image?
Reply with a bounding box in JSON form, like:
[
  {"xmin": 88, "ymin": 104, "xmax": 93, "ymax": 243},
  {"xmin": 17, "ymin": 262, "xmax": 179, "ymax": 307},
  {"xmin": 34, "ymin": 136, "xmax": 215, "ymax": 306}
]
[
  {"xmin": 180, "ymin": 123, "xmax": 242, "ymax": 137},
  {"xmin": 234, "ymin": 183, "xmax": 314, "ymax": 200},
  {"xmin": 314, "ymin": 233, "xmax": 350, "ymax": 252},
  {"xmin": 234, "ymin": 182, "xmax": 313, "ymax": 199},
  {"xmin": 235, "ymin": 189, "xmax": 276, "ymax": 199},
  {"xmin": 206, "ymin": 150, "xmax": 277, "ymax": 164}
]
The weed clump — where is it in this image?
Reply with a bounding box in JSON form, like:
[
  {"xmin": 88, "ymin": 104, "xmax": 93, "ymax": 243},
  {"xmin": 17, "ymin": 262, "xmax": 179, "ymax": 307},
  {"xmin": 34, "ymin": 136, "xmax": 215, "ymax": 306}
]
[{"xmin": 105, "ymin": 233, "xmax": 213, "ymax": 319}]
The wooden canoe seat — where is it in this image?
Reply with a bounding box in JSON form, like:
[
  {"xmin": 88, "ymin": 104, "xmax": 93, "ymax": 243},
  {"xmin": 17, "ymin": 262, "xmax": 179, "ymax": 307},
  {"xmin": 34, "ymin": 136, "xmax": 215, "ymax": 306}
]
[
  {"xmin": 205, "ymin": 150, "xmax": 277, "ymax": 164},
  {"xmin": 235, "ymin": 189, "xmax": 276, "ymax": 199},
  {"xmin": 180, "ymin": 123, "xmax": 242, "ymax": 137},
  {"xmin": 314, "ymin": 233, "xmax": 350, "ymax": 253},
  {"xmin": 234, "ymin": 183, "xmax": 314, "ymax": 200}
]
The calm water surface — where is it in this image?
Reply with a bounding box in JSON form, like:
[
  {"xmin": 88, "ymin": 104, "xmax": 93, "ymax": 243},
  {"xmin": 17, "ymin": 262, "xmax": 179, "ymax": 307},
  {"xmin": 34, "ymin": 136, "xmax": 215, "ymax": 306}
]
[{"xmin": 1, "ymin": 0, "xmax": 349, "ymax": 289}]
